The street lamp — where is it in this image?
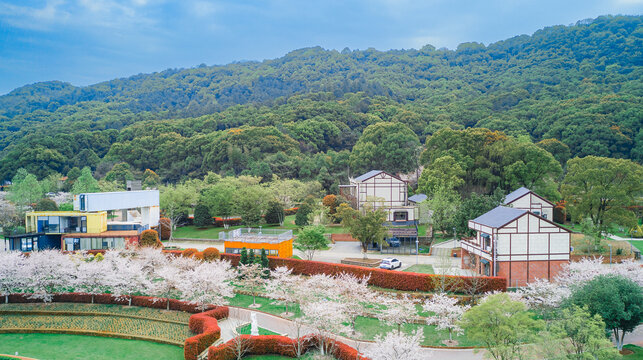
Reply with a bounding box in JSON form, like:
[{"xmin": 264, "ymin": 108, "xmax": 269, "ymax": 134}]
[{"xmin": 608, "ymin": 244, "xmax": 612, "ymax": 266}]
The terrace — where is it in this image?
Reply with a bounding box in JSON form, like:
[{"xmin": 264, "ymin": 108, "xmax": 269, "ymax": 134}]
[{"xmin": 219, "ymin": 228, "xmax": 293, "ymax": 244}]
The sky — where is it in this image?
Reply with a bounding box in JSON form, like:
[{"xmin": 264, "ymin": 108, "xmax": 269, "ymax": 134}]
[{"xmin": 0, "ymin": 0, "xmax": 642, "ymax": 95}]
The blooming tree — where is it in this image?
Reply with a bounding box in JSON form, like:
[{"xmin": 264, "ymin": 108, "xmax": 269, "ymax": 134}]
[
  {"xmin": 265, "ymin": 266, "xmax": 300, "ymax": 316},
  {"xmin": 24, "ymin": 250, "xmax": 75, "ymax": 302},
  {"xmin": 301, "ymin": 299, "xmax": 350, "ymax": 355},
  {"xmin": 103, "ymin": 250, "xmax": 150, "ymax": 306},
  {"xmin": 335, "ymin": 272, "xmax": 376, "ymax": 334},
  {"xmin": 364, "ymin": 329, "xmax": 427, "ymax": 360},
  {"xmin": 422, "ymin": 293, "xmax": 470, "ymax": 343},
  {"xmin": 515, "ymin": 278, "xmax": 570, "ymax": 316},
  {"xmin": 237, "ymin": 263, "xmax": 266, "ymax": 308},
  {"xmin": 178, "ymin": 260, "xmax": 235, "ymax": 310},
  {"xmin": 74, "ymin": 254, "xmax": 113, "ymax": 304},
  {"xmin": 375, "ymin": 294, "xmax": 418, "ymax": 334},
  {"xmin": 0, "ymin": 251, "xmax": 26, "ymax": 303}
]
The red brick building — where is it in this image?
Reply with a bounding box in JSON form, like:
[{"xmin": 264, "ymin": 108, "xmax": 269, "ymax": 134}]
[{"xmin": 461, "ymin": 200, "xmax": 571, "ymax": 287}]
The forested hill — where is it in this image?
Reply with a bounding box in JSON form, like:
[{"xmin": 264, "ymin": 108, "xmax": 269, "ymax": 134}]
[{"xmin": 0, "ymin": 15, "xmax": 641, "ymax": 188}]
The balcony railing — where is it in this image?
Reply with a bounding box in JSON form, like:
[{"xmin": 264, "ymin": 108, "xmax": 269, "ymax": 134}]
[{"xmin": 219, "ymin": 228, "xmax": 293, "ymax": 243}]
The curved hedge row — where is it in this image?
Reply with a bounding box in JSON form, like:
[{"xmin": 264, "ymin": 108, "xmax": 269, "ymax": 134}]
[
  {"xmin": 185, "ymin": 308, "xmax": 228, "ymax": 360},
  {"xmin": 3, "ymin": 293, "xmax": 228, "ymax": 360},
  {"xmin": 207, "ymin": 334, "xmax": 368, "ymax": 360}
]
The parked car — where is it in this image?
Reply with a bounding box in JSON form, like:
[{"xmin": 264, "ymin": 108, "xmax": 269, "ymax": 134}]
[
  {"xmin": 379, "ymin": 258, "xmax": 402, "ymax": 270},
  {"xmin": 386, "ymin": 237, "xmax": 401, "ymax": 247}
]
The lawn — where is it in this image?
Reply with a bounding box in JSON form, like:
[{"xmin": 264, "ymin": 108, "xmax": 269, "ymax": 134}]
[
  {"xmin": 629, "ymin": 241, "xmax": 643, "ymax": 253},
  {"xmin": 623, "ymin": 344, "xmax": 643, "ymax": 359},
  {"xmin": 570, "ymin": 233, "xmax": 634, "ymax": 256},
  {"xmin": 564, "ymin": 222, "xmax": 641, "ymax": 239},
  {"xmin": 0, "ymin": 333, "xmax": 184, "ymax": 360},
  {"xmin": 236, "ymin": 324, "xmax": 281, "ymax": 336},
  {"xmin": 228, "ymin": 293, "xmax": 301, "ymax": 317},
  {"xmin": 403, "ymin": 264, "xmax": 434, "ymax": 274}
]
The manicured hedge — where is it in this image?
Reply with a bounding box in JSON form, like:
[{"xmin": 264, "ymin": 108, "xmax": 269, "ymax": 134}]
[
  {"xmin": 185, "ymin": 307, "xmax": 228, "ymax": 360},
  {"xmin": 219, "ymin": 254, "xmax": 506, "ymax": 293},
  {"xmin": 213, "ymin": 217, "xmax": 243, "ymax": 227},
  {"xmin": 207, "ymin": 334, "xmax": 368, "ymax": 360}
]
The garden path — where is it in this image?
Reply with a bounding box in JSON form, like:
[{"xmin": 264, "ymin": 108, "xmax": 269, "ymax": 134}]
[{"xmin": 221, "ymin": 306, "xmax": 485, "ymax": 360}]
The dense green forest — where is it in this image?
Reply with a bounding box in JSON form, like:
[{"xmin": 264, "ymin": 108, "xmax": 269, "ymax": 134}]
[{"xmin": 0, "ymin": 15, "xmax": 641, "ymax": 193}]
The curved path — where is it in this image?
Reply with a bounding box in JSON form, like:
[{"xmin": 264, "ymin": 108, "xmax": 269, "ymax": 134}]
[{"xmin": 220, "ymin": 306, "xmax": 485, "ymax": 360}]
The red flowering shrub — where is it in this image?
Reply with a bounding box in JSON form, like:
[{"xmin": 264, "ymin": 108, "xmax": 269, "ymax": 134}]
[
  {"xmin": 283, "ymin": 207, "xmax": 299, "ymax": 216},
  {"xmin": 139, "ymin": 229, "xmax": 163, "ymax": 248},
  {"xmin": 213, "ymin": 217, "xmax": 243, "ymax": 227},
  {"xmin": 185, "ymin": 307, "xmax": 228, "ymax": 360},
  {"xmin": 182, "ymin": 248, "xmax": 199, "ymax": 258}
]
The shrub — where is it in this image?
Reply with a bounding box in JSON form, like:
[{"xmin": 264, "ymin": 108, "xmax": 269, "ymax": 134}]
[
  {"xmin": 194, "ymin": 203, "xmax": 212, "ymax": 228},
  {"xmin": 185, "ymin": 307, "xmax": 228, "ymax": 360},
  {"xmin": 264, "ymin": 200, "xmax": 285, "ymax": 225},
  {"xmin": 213, "ymin": 217, "xmax": 243, "ymax": 227},
  {"xmin": 158, "ymin": 217, "xmax": 172, "ymax": 240},
  {"xmin": 203, "ymin": 247, "xmax": 221, "ymax": 261},
  {"xmin": 139, "ymin": 230, "xmax": 162, "ymax": 248},
  {"xmin": 182, "ymin": 248, "xmax": 199, "ymax": 258},
  {"xmin": 284, "ymin": 207, "xmax": 299, "ymax": 216},
  {"xmin": 35, "ymin": 198, "xmax": 58, "ymax": 211},
  {"xmin": 193, "ymin": 251, "xmax": 205, "ymax": 261},
  {"xmin": 295, "ymin": 203, "xmax": 312, "ymax": 226},
  {"xmin": 322, "ymin": 194, "xmax": 337, "ymax": 213}
]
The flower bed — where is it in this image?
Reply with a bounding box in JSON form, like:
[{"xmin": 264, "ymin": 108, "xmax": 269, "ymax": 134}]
[
  {"xmin": 3, "ymin": 293, "xmax": 228, "ymax": 360},
  {"xmin": 219, "ymin": 254, "xmax": 506, "ymax": 293},
  {"xmin": 207, "ymin": 334, "xmax": 368, "ymax": 360}
]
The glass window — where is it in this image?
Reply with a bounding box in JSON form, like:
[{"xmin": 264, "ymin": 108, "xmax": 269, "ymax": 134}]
[
  {"xmin": 21, "ymin": 238, "xmax": 33, "ymax": 252},
  {"xmin": 37, "ymin": 216, "xmax": 49, "ymax": 232},
  {"xmin": 48, "ymin": 216, "xmax": 60, "ymax": 233},
  {"xmin": 269, "ymin": 250, "xmax": 278, "ymax": 256},
  {"xmin": 32, "ymin": 237, "xmax": 38, "ymax": 251},
  {"xmin": 81, "ymin": 217, "xmax": 87, "ymax": 233},
  {"xmin": 393, "ymin": 211, "xmax": 408, "ymax": 221}
]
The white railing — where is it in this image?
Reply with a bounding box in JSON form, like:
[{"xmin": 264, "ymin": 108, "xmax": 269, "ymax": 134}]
[{"xmin": 219, "ymin": 228, "xmax": 293, "ymax": 242}]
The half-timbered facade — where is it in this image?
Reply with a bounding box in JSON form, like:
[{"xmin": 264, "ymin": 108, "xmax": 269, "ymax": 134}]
[
  {"xmin": 503, "ymin": 187, "xmax": 554, "ymax": 220},
  {"xmin": 339, "ymin": 170, "xmax": 417, "ymax": 223},
  {"xmin": 461, "ymin": 205, "xmax": 570, "ymax": 287}
]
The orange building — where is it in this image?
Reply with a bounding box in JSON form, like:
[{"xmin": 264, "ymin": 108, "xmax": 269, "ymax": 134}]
[{"xmin": 222, "ymin": 228, "xmax": 293, "ymax": 258}]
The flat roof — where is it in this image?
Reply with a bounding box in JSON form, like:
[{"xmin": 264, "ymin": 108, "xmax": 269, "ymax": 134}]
[{"xmin": 62, "ymin": 231, "xmax": 139, "ymax": 238}]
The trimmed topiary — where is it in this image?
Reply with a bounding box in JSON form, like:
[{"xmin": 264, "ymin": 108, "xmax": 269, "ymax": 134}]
[
  {"xmin": 139, "ymin": 230, "xmax": 162, "ymax": 248},
  {"xmin": 203, "ymin": 247, "xmax": 220, "ymax": 262},
  {"xmin": 182, "ymin": 248, "xmax": 199, "ymax": 258}
]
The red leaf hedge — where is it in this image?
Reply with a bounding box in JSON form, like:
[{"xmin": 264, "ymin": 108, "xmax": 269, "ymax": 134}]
[
  {"xmin": 207, "ymin": 334, "xmax": 368, "ymax": 360},
  {"xmin": 219, "ymin": 254, "xmax": 506, "ymax": 293},
  {"xmin": 185, "ymin": 307, "xmax": 229, "ymax": 360}
]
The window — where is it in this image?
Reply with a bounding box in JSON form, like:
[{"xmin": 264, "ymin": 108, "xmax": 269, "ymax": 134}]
[
  {"xmin": 269, "ymin": 250, "xmax": 278, "ymax": 256},
  {"xmin": 81, "ymin": 217, "xmax": 87, "ymax": 233},
  {"xmin": 37, "ymin": 216, "xmax": 49, "ymax": 232},
  {"xmin": 48, "ymin": 216, "xmax": 60, "ymax": 232},
  {"xmin": 533, "ymin": 211, "xmax": 541, "ymax": 215},
  {"xmin": 393, "ymin": 211, "xmax": 408, "ymax": 221},
  {"xmin": 21, "ymin": 238, "xmax": 33, "ymax": 252},
  {"xmin": 542, "ymin": 214, "xmax": 547, "ymax": 219},
  {"xmin": 482, "ymin": 234, "xmax": 491, "ymax": 250}
]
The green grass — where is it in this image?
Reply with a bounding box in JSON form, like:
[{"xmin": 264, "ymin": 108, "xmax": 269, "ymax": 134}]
[
  {"xmin": 0, "ymin": 333, "xmax": 184, "ymax": 360},
  {"xmin": 623, "ymin": 344, "xmax": 643, "ymax": 359},
  {"xmin": 244, "ymin": 354, "xmax": 330, "ymax": 360},
  {"xmin": 228, "ymin": 293, "xmax": 301, "ymax": 317},
  {"xmin": 629, "ymin": 241, "xmax": 643, "ymax": 252},
  {"xmin": 236, "ymin": 324, "xmax": 280, "ymax": 336},
  {"xmin": 403, "ymin": 264, "xmax": 434, "ymax": 274},
  {"xmin": 351, "ymin": 316, "xmax": 481, "ymax": 347}
]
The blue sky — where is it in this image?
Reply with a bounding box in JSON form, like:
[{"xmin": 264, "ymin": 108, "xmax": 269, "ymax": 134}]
[{"xmin": 0, "ymin": 0, "xmax": 641, "ymax": 95}]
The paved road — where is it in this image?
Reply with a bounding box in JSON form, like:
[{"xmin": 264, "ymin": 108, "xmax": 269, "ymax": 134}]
[{"xmin": 222, "ymin": 306, "xmax": 485, "ymax": 360}]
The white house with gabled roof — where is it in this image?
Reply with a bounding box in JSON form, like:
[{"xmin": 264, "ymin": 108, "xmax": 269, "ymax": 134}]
[
  {"xmin": 461, "ymin": 189, "xmax": 571, "ymax": 287},
  {"xmin": 503, "ymin": 187, "xmax": 554, "ymax": 220},
  {"xmin": 339, "ymin": 170, "xmax": 418, "ymax": 223}
]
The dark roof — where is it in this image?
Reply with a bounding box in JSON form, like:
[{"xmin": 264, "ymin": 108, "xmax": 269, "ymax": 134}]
[
  {"xmin": 471, "ymin": 206, "xmax": 527, "ymax": 228},
  {"xmin": 503, "ymin": 187, "xmax": 531, "ymax": 204},
  {"xmin": 408, "ymin": 194, "xmax": 428, "ymax": 203},
  {"xmin": 354, "ymin": 170, "xmax": 384, "ymax": 182}
]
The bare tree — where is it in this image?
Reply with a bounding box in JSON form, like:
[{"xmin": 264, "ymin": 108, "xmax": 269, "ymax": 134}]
[
  {"xmin": 238, "ymin": 263, "xmax": 266, "ymax": 308},
  {"xmin": 227, "ymin": 320, "xmax": 254, "ymax": 360}
]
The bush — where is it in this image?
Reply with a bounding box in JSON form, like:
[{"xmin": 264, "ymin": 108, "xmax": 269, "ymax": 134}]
[
  {"xmin": 139, "ymin": 230, "xmax": 162, "ymax": 248},
  {"xmin": 194, "ymin": 203, "xmax": 212, "ymax": 228},
  {"xmin": 182, "ymin": 248, "xmax": 199, "ymax": 258},
  {"xmin": 322, "ymin": 194, "xmax": 337, "ymax": 213},
  {"xmin": 158, "ymin": 218, "xmax": 172, "ymax": 240},
  {"xmin": 35, "ymin": 198, "xmax": 58, "ymax": 211},
  {"xmin": 295, "ymin": 203, "xmax": 312, "ymax": 226},
  {"xmin": 213, "ymin": 217, "xmax": 243, "ymax": 227},
  {"xmin": 264, "ymin": 200, "xmax": 285, "ymax": 225},
  {"xmin": 284, "ymin": 207, "xmax": 299, "ymax": 216},
  {"xmin": 203, "ymin": 247, "xmax": 221, "ymax": 261},
  {"xmin": 186, "ymin": 308, "xmax": 228, "ymax": 360}
]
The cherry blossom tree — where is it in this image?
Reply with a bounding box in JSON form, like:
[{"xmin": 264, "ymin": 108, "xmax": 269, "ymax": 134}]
[
  {"xmin": 74, "ymin": 254, "xmax": 113, "ymax": 304},
  {"xmin": 335, "ymin": 272, "xmax": 376, "ymax": 334},
  {"xmin": 515, "ymin": 278, "xmax": 570, "ymax": 317},
  {"xmin": 375, "ymin": 294, "xmax": 418, "ymax": 334},
  {"xmin": 295, "ymin": 274, "xmax": 342, "ymax": 304},
  {"xmin": 364, "ymin": 329, "xmax": 427, "ymax": 360},
  {"xmin": 301, "ymin": 299, "xmax": 350, "ymax": 355},
  {"xmin": 24, "ymin": 250, "xmax": 75, "ymax": 302},
  {"xmin": 149, "ymin": 262, "xmax": 183, "ymax": 310},
  {"xmin": 238, "ymin": 263, "xmax": 266, "ymax": 308},
  {"xmin": 0, "ymin": 251, "xmax": 26, "ymax": 303},
  {"xmin": 103, "ymin": 250, "xmax": 150, "ymax": 306},
  {"xmin": 422, "ymin": 293, "xmax": 470, "ymax": 344},
  {"xmin": 178, "ymin": 260, "xmax": 235, "ymax": 310},
  {"xmin": 265, "ymin": 266, "xmax": 300, "ymax": 316}
]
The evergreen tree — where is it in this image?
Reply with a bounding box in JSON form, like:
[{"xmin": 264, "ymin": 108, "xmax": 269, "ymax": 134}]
[
  {"xmin": 264, "ymin": 200, "xmax": 284, "ymax": 225},
  {"xmin": 260, "ymin": 248, "xmax": 270, "ymax": 278},
  {"xmin": 248, "ymin": 248, "xmax": 256, "ymax": 264},
  {"xmin": 295, "ymin": 203, "xmax": 312, "ymax": 227},
  {"xmin": 193, "ymin": 202, "xmax": 211, "ymax": 228},
  {"xmin": 240, "ymin": 247, "xmax": 249, "ymax": 265},
  {"xmin": 71, "ymin": 167, "xmax": 100, "ymax": 194}
]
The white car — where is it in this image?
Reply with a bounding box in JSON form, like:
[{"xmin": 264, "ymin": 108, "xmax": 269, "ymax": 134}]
[{"xmin": 379, "ymin": 258, "xmax": 402, "ymax": 270}]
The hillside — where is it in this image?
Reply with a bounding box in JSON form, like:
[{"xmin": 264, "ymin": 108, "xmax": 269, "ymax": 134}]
[{"xmin": 0, "ymin": 15, "xmax": 641, "ymax": 187}]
